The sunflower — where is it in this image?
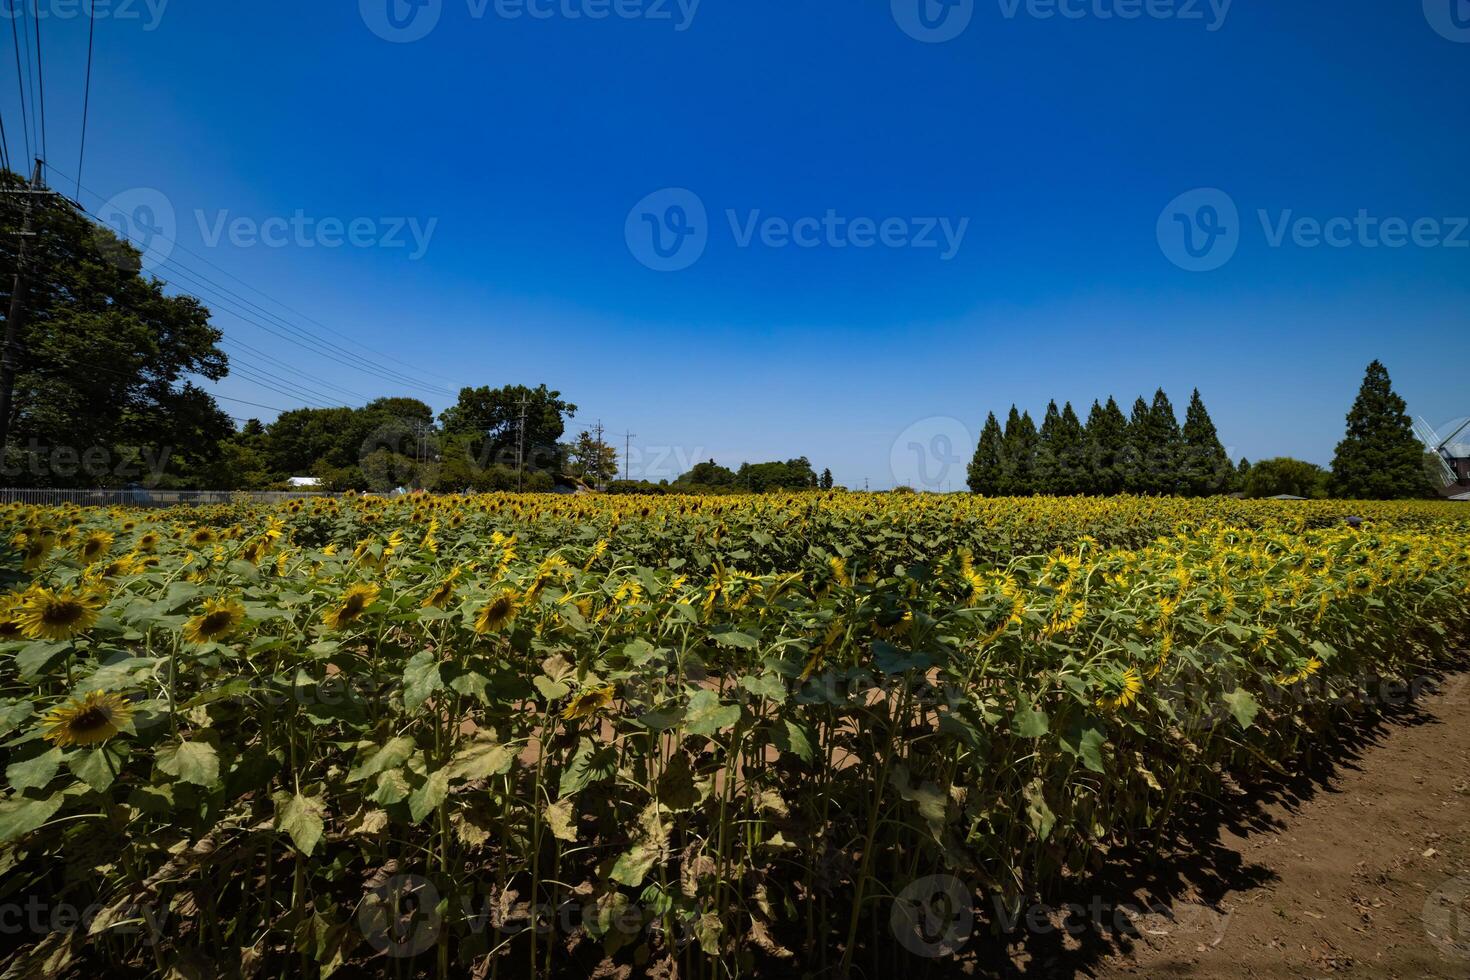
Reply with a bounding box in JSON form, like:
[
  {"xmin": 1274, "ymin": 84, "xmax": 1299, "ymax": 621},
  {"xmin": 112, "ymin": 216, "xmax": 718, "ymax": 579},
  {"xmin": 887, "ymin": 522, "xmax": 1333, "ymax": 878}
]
[
  {"xmin": 41, "ymin": 690, "xmax": 134, "ymax": 748},
  {"xmin": 18, "ymin": 535, "xmax": 52, "ymax": 571},
  {"xmin": 1095, "ymin": 667, "xmax": 1143, "ymax": 711},
  {"xmin": 15, "ymin": 587, "xmax": 103, "ymax": 641},
  {"xmin": 323, "ymin": 583, "xmax": 381, "ymax": 630},
  {"xmin": 828, "ymin": 556, "xmax": 851, "ymax": 588},
  {"xmin": 0, "ymin": 594, "xmax": 24, "ymax": 640},
  {"xmin": 77, "ymin": 531, "xmax": 115, "ymax": 564},
  {"xmin": 183, "ymin": 597, "xmax": 246, "ymax": 644},
  {"xmin": 135, "ymin": 531, "xmax": 161, "ymax": 553},
  {"xmin": 474, "ymin": 590, "xmax": 520, "ymax": 634},
  {"xmin": 421, "ymin": 567, "xmax": 462, "ymax": 609},
  {"xmin": 562, "ymin": 684, "xmax": 615, "ymax": 721},
  {"xmin": 189, "ymin": 528, "xmax": 216, "ymax": 546},
  {"xmin": 1275, "ymin": 657, "xmax": 1324, "ymax": 686}
]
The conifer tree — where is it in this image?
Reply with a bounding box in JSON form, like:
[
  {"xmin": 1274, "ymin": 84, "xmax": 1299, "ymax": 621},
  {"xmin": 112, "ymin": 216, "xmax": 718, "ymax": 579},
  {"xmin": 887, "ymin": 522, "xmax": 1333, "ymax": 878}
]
[
  {"xmin": 967, "ymin": 413, "xmax": 1003, "ymax": 495},
  {"xmin": 1052, "ymin": 402, "xmax": 1088, "ymax": 495},
  {"xmin": 1235, "ymin": 457, "xmax": 1252, "ymax": 493},
  {"xmin": 1330, "ymin": 361, "xmax": 1435, "ymax": 499},
  {"xmin": 1084, "ymin": 397, "xmax": 1130, "ymax": 495},
  {"xmin": 1137, "ymin": 389, "xmax": 1184, "ymax": 495},
  {"xmin": 1033, "ymin": 401, "xmax": 1064, "ymax": 494},
  {"xmin": 998, "ymin": 407, "xmax": 1039, "ymax": 495},
  {"xmin": 1124, "ymin": 396, "xmax": 1153, "ymax": 493},
  {"xmin": 1180, "ymin": 389, "xmax": 1233, "ymax": 496}
]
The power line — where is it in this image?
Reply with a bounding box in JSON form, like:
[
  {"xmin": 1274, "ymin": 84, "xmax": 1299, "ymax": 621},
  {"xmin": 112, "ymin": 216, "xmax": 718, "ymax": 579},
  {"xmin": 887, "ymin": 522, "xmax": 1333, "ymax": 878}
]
[
  {"xmin": 75, "ymin": 0, "xmax": 96, "ymax": 198},
  {"xmin": 47, "ymin": 162, "xmax": 461, "ymax": 395},
  {"xmin": 29, "ymin": 0, "xmax": 43, "ymax": 163},
  {"xmin": 9, "ymin": 7, "xmax": 29, "ymax": 165},
  {"xmin": 45, "ymin": 182, "xmax": 456, "ymax": 398}
]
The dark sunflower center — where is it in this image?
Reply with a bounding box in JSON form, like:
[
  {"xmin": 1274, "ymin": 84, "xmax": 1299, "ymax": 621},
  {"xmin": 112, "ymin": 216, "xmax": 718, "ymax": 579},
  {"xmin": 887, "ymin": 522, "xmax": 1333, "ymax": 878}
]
[
  {"xmin": 70, "ymin": 706, "xmax": 112, "ymax": 732},
  {"xmin": 201, "ymin": 612, "xmax": 234, "ymax": 634},
  {"xmin": 343, "ymin": 595, "xmax": 366, "ymax": 615},
  {"xmin": 42, "ymin": 601, "xmax": 86, "ymax": 627}
]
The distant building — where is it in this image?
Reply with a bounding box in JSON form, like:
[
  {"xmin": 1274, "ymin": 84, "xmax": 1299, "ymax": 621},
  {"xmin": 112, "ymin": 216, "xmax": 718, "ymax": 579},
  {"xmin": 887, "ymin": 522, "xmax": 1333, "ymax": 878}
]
[
  {"xmin": 287, "ymin": 476, "xmax": 323, "ymax": 489},
  {"xmin": 1415, "ymin": 416, "xmax": 1470, "ymax": 494}
]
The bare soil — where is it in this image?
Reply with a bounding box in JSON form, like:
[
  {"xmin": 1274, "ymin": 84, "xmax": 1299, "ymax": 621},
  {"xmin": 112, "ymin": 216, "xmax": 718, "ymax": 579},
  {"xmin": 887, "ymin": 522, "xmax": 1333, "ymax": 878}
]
[{"xmin": 967, "ymin": 668, "xmax": 1470, "ymax": 979}]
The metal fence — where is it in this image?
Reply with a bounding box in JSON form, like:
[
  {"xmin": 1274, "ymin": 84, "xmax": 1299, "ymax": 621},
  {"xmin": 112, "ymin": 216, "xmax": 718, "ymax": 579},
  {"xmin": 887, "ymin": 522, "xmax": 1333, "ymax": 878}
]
[{"xmin": 0, "ymin": 488, "xmax": 337, "ymax": 508}]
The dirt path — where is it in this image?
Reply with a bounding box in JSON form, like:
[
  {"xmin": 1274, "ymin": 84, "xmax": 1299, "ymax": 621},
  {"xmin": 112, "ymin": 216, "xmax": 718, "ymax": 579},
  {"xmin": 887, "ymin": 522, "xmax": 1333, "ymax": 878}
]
[{"xmin": 1087, "ymin": 669, "xmax": 1470, "ymax": 980}]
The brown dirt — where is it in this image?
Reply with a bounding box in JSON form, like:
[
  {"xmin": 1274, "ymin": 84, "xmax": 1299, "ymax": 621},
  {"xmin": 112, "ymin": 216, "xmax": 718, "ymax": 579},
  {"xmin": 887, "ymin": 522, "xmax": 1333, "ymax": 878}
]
[{"xmin": 977, "ymin": 668, "xmax": 1470, "ymax": 979}]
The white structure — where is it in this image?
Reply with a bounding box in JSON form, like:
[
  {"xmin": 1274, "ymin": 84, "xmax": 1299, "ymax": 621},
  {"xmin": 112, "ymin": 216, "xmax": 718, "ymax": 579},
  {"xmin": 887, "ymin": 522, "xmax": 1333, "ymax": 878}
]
[
  {"xmin": 286, "ymin": 476, "xmax": 323, "ymax": 489},
  {"xmin": 1415, "ymin": 416, "xmax": 1470, "ymax": 491}
]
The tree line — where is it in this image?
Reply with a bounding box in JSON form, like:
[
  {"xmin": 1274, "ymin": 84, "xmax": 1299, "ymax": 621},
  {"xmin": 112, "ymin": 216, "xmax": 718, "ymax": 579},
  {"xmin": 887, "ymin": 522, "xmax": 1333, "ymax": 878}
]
[{"xmin": 967, "ymin": 389, "xmax": 1236, "ymax": 496}]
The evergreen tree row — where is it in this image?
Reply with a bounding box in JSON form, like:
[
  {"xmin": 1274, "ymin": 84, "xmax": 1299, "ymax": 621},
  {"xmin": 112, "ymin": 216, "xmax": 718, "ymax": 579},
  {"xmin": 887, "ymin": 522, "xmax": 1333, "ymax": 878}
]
[{"xmin": 967, "ymin": 389, "xmax": 1235, "ymax": 497}]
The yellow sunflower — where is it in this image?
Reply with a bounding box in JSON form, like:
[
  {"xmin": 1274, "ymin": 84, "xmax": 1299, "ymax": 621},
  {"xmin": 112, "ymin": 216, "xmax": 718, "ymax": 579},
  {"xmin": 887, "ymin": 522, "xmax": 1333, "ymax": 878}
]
[
  {"xmin": 323, "ymin": 583, "xmax": 381, "ymax": 631},
  {"xmin": 183, "ymin": 597, "xmax": 246, "ymax": 644},
  {"xmin": 421, "ymin": 567, "xmax": 462, "ymax": 610},
  {"xmin": 78, "ymin": 531, "xmax": 115, "ymax": 564},
  {"xmin": 189, "ymin": 528, "xmax": 216, "ymax": 547},
  {"xmin": 562, "ymin": 684, "xmax": 615, "ymax": 721},
  {"xmin": 41, "ymin": 690, "xmax": 134, "ymax": 747},
  {"xmin": 474, "ymin": 590, "xmax": 520, "ymax": 634},
  {"xmin": 1095, "ymin": 667, "xmax": 1143, "ymax": 711},
  {"xmin": 16, "ymin": 587, "xmax": 104, "ymax": 641}
]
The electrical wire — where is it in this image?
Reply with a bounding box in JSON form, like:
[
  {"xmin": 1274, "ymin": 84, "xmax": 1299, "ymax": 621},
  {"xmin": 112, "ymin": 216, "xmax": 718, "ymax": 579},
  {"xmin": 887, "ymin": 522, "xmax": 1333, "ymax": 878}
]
[{"xmin": 75, "ymin": 0, "xmax": 96, "ymax": 197}]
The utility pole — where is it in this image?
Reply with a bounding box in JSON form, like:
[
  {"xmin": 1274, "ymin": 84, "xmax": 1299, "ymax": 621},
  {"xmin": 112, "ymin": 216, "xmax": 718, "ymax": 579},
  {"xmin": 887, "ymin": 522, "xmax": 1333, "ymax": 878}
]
[
  {"xmin": 622, "ymin": 429, "xmax": 636, "ymax": 483},
  {"xmin": 515, "ymin": 393, "xmax": 528, "ymax": 492},
  {"xmin": 590, "ymin": 419, "xmax": 605, "ymax": 488},
  {"xmin": 0, "ymin": 160, "xmax": 46, "ymax": 463}
]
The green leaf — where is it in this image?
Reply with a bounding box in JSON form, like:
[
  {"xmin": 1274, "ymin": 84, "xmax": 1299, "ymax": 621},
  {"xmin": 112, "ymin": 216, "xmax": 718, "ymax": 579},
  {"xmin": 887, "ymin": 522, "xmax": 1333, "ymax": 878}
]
[
  {"xmin": 871, "ymin": 641, "xmax": 931, "ymax": 675},
  {"xmin": 684, "ymin": 689, "xmax": 740, "ymax": 737},
  {"xmin": 446, "ymin": 737, "xmax": 516, "ymax": 781},
  {"xmin": 368, "ymin": 768, "xmax": 411, "ymax": 805},
  {"xmin": 409, "ymin": 767, "xmax": 450, "ymax": 824},
  {"xmin": 738, "ymin": 673, "xmax": 787, "ymax": 703},
  {"xmin": 348, "ymin": 736, "xmax": 417, "ymax": 783},
  {"xmin": 533, "ymin": 676, "xmax": 570, "ymax": 701},
  {"xmin": 16, "ymin": 642, "xmax": 70, "ymax": 681},
  {"xmin": 1011, "ymin": 698, "xmax": 1050, "ymax": 739},
  {"xmin": 545, "ymin": 799, "xmax": 577, "ymax": 842},
  {"xmin": 1223, "ymin": 688, "xmax": 1260, "ymax": 730},
  {"xmin": 402, "ymin": 652, "xmax": 444, "ymax": 714},
  {"xmin": 1023, "ymin": 780, "xmax": 1055, "ymax": 841},
  {"xmin": 274, "ymin": 791, "xmax": 325, "ymax": 855},
  {"xmin": 0, "ymin": 792, "xmax": 64, "ymax": 842},
  {"xmin": 772, "ymin": 719, "xmax": 814, "ymax": 763},
  {"xmin": 558, "ymin": 738, "xmax": 616, "ymax": 799},
  {"xmin": 6, "ymin": 747, "xmax": 63, "ymax": 791},
  {"xmin": 155, "ymin": 739, "xmax": 220, "ymax": 788},
  {"xmin": 68, "ymin": 748, "xmax": 116, "ymax": 792},
  {"xmin": 0, "ymin": 700, "xmax": 33, "ymax": 737},
  {"xmin": 712, "ymin": 630, "xmax": 758, "ymax": 650}
]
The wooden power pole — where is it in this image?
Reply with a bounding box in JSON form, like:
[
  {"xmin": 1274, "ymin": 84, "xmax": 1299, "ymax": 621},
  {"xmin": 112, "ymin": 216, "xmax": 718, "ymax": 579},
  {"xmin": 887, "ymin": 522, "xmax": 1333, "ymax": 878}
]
[{"xmin": 0, "ymin": 159, "xmax": 46, "ymax": 462}]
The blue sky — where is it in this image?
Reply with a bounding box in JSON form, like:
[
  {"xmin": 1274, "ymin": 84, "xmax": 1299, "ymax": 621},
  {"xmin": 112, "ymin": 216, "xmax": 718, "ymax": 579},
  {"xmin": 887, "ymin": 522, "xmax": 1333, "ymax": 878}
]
[{"xmin": 7, "ymin": 0, "xmax": 1469, "ymax": 488}]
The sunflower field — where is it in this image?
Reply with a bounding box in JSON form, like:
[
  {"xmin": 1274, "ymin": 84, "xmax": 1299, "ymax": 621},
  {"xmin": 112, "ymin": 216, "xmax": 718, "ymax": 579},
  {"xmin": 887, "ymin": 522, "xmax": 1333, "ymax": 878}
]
[{"xmin": 0, "ymin": 492, "xmax": 1467, "ymax": 978}]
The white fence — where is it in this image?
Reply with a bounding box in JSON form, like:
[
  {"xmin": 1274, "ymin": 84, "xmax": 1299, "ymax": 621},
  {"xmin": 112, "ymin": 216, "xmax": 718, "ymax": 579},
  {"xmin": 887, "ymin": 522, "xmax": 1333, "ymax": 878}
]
[{"xmin": 0, "ymin": 489, "xmax": 336, "ymax": 508}]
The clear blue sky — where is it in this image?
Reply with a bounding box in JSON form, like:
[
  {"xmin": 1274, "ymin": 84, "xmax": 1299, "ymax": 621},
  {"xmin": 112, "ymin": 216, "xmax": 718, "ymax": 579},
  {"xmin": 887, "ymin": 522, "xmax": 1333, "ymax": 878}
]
[{"xmin": 8, "ymin": 0, "xmax": 1469, "ymax": 487}]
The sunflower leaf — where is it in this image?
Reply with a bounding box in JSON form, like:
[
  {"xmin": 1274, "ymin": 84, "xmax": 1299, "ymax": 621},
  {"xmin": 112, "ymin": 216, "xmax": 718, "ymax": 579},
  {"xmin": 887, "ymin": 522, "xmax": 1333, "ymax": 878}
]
[
  {"xmin": 408, "ymin": 767, "xmax": 450, "ymax": 824},
  {"xmin": 446, "ymin": 737, "xmax": 516, "ymax": 782},
  {"xmin": 0, "ymin": 791, "xmax": 65, "ymax": 842},
  {"xmin": 16, "ymin": 642, "xmax": 70, "ymax": 681},
  {"xmin": 545, "ymin": 798, "xmax": 577, "ymax": 842},
  {"xmin": 6, "ymin": 746, "xmax": 64, "ymax": 791},
  {"xmin": 402, "ymin": 652, "xmax": 443, "ymax": 714},
  {"xmin": 274, "ymin": 791, "xmax": 325, "ymax": 855},
  {"xmin": 155, "ymin": 739, "xmax": 220, "ymax": 788},
  {"xmin": 68, "ymin": 748, "xmax": 116, "ymax": 792}
]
